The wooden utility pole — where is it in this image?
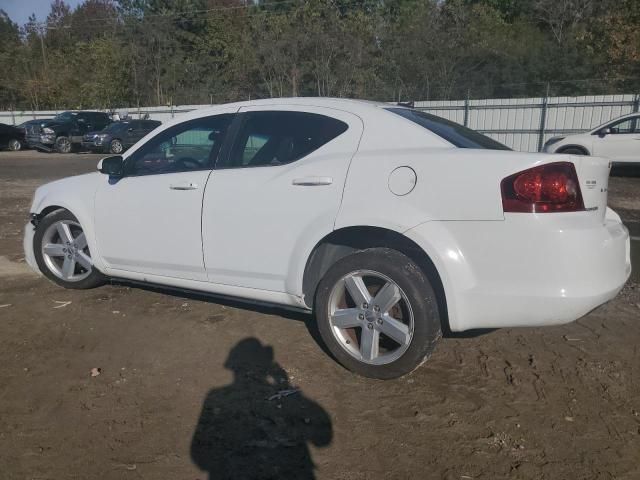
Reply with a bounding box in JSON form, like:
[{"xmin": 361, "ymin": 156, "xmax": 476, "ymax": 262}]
[
  {"xmin": 39, "ymin": 25, "xmax": 50, "ymax": 105},
  {"xmin": 39, "ymin": 26, "xmax": 48, "ymax": 74}
]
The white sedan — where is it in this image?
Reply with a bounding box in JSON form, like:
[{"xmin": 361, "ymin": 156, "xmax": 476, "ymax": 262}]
[
  {"xmin": 23, "ymin": 98, "xmax": 631, "ymax": 379},
  {"xmin": 544, "ymin": 112, "xmax": 640, "ymax": 165}
]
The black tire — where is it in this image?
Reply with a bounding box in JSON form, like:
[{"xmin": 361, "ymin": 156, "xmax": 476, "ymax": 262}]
[
  {"xmin": 33, "ymin": 209, "xmax": 105, "ymax": 289},
  {"xmin": 559, "ymin": 147, "xmax": 587, "ymax": 155},
  {"xmin": 314, "ymin": 248, "xmax": 441, "ymax": 379},
  {"xmin": 109, "ymin": 138, "xmax": 124, "ymax": 154},
  {"xmin": 55, "ymin": 136, "xmax": 72, "ymax": 154},
  {"xmin": 7, "ymin": 138, "xmax": 22, "ymax": 151}
]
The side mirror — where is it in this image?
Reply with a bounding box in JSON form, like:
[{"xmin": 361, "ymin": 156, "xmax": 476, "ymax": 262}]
[
  {"xmin": 599, "ymin": 127, "xmax": 612, "ymax": 137},
  {"xmin": 98, "ymin": 155, "xmax": 124, "ymax": 177}
]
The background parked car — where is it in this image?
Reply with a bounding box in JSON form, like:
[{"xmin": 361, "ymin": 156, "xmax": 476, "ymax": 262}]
[
  {"xmin": 0, "ymin": 123, "xmax": 25, "ymax": 151},
  {"xmin": 544, "ymin": 112, "xmax": 640, "ymax": 164},
  {"xmin": 82, "ymin": 119, "xmax": 161, "ymax": 154},
  {"xmin": 16, "ymin": 120, "xmax": 50, "ymax": 150},
  {"xmin": 26, "ymin": 111, "xmax": 112, "ymax": 153}
]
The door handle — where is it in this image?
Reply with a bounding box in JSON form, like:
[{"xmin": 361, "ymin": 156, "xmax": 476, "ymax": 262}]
[
  {"xmin": 169, "ymin": 182, "xmax": 198, "ymax": 190},
  {"xmin": 292, "ymin": 176, "xmax": 333, "ymax": 186}
]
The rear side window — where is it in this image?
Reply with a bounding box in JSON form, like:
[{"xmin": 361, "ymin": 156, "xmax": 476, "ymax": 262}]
[
  {"xmin": 220, "ymin": 111, "xmax": 348, "ymax": 169},
  {"xmin": 386, "ymin": 108, "xmax": 510, "ymax": 150}
]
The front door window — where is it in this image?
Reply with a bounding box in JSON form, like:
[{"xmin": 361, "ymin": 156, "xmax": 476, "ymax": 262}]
[{"xmin": 126, "ymin": 114, "xmax": 233, "ymax": 176}]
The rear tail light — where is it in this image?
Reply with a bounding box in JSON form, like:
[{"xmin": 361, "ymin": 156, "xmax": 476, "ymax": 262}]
[{"xmin": 501, "ymin": 161, "xmax": 585, "ymax": 213}]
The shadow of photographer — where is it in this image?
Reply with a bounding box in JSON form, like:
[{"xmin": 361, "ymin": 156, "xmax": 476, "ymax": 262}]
[{"xmin": 191, "ymin": 337, "xmax": 332, "ymax": 479}]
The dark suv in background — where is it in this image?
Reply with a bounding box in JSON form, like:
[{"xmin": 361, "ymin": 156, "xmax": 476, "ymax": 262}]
[
  {"xmin": 82, "ymin": 119, "xmax": 161, "ymax": 154},
  {"xmin": 27, "ymin": 111, "xmax": 112, "ymax": 153}
]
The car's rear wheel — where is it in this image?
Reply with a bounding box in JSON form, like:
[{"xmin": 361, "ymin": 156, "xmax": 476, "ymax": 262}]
[
  {"xmin": 8, "ymin": 138, "xmax": 22, "ymax": 151},
  {"xmin": 33, "ymin": 210, "xmax": 105, "ymax": 289},
  {"xmin": 109, "ymin": 138, "xmax": 124, "ymax": 154},
  {"xmin": 55, "ymin": 136, "xmax": 72, "ymax": 154},
  {"xmin": 315, "ymin": 248, "xmax": 441, "ymax": 379}
]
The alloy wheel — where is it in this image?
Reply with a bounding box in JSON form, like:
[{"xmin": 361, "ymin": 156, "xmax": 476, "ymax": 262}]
[
  {"xmin": 57, "ymin": 137, "xmax": 71, "ymax": 153},
  {"xmin": 41, "ymin": 220, "xmax": 93, "ymax": 282},
  {"xmin": 111, "ymin": 139, "xmax": 123, "ymax": 154},
  {"xmin": 327, "ymin": 270, "xmax": 415, "ymax": 365}
]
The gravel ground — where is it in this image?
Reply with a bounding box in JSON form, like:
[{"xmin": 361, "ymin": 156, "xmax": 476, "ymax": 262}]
[{"xmin": 0, "ymin": 151, "xmax": 639, "ymax": 480}]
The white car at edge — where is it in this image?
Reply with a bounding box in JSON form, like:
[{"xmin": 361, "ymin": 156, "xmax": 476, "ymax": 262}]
[
  {"xmin": 544, "ymin": 112, "xmax": 640, "ymax": 164},
  {"xmin": 23, "ymin": 98, "xmax": 631, "ymax": 379}
]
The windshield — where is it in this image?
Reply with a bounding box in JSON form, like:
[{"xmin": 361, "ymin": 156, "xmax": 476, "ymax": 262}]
[
  {"xmin": 53, "ymin": 111, "xmax": 76, "ymax": 122},
  {"xmin": 386, "ymin": 108, "xmax": 510, "ymax": 150}
]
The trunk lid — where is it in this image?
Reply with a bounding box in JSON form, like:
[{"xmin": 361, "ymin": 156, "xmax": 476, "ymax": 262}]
[{"xmin": 573, "ymin": 155, "xmax": 610, "ymax": 223}]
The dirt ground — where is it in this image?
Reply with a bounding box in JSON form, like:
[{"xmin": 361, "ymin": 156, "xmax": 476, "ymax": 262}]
[{"xmin": 1, "ymin": 151, "xmax": 639, "ymax": 480}]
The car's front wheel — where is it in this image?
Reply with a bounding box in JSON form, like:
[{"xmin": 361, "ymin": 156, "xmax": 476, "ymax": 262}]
[
  {"xmin": 33, "ymin": 209, "xmax": 105, "ymax": 289},
  {"xmin": 315, "ymin": 248, "xmax": 441, "ymax": 379},
  {"xmin": 109, "ymin": 138, "xmax": 124, "ymax": 154}
]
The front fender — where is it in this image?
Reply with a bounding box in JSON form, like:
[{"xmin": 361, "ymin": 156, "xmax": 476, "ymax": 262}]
[{"xmin": 28, "ymin": 173, "xmax": 107, "ymax": 273}]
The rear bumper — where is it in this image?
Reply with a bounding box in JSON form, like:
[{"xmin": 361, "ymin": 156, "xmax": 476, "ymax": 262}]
[{"xmin": 405, "ymin": 208, "xmax": 631, "ymax": 331}]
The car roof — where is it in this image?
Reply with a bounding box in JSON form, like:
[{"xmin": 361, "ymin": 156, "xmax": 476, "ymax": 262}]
[
  {"xmin": 190, "ymin": 97, "xmax": 396, "ymax": 117},
  {"xmin": 169, "ymin": 97, "xmax": 417, "ymax": 135},
  {"xmin": 60, "ymin": 111, "xmax": 108, "ymax": 115},
  {"xmin": 112, "ymin": 119, "xmax": 158, "ymax": 124}
]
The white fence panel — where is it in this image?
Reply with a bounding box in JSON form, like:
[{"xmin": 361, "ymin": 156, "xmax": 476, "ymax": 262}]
[
  {"xmin": 416, "ymin": 93, "xmax": 639, "ymax": 151},
  {"xmin": 2, "ymin": 94, "xmax": 638, "ymax": 152}
]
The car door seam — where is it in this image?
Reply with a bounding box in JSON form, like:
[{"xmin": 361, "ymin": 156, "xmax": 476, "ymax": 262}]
[{"xmin": 333, "ymin": 116, "xmax": 366, "ymax": 230}]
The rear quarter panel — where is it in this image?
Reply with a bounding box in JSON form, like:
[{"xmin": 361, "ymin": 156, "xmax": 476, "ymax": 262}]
[{"xmin": 336, "ymin": 148, "xmax": 569, "ymax": 229}]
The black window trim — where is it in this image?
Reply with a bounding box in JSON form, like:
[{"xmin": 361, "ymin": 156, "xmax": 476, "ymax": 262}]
[
  {"xmin": 214, "ymin": 110, "xmax": 350, "ymax": 170},
  {"xmin": 386, "ymin": 107, "xmax": 511, "ymax": 151},
  {"xmin": 123, "ymin": 113, "xmax": 235, "ymax": 178},
  {"xmin": 214, "ymin": 113, "xmax": 245, "ymax": 170}
]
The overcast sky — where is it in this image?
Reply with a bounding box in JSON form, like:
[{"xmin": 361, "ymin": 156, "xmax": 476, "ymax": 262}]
[{"xmin": 0, "ymin": 0, "xmax": 84, "ymax": 26}]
